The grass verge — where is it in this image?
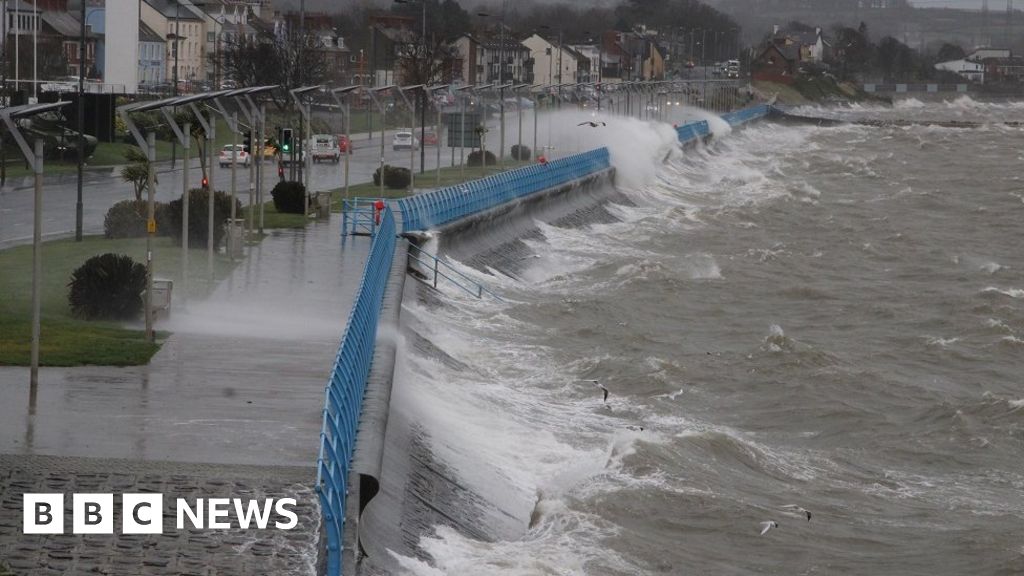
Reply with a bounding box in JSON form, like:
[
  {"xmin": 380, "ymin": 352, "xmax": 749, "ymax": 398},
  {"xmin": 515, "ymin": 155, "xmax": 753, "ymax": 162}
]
[
  {"xmin": 241, "ymin": 201, "xmax": 310, "ymax": 229},
  {"xmin": 0, "ymin": 235, "xmax": 237, "ymax": 366},
  {"xmin": 330, "ymin": 160, "xmax": 532, "ymax": 209}
]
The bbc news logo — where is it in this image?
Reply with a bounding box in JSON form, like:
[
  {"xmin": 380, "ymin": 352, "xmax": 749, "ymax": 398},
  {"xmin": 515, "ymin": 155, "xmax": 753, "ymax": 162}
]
[{"xmin": 23, "ymin": 494, "xmax": 298, "ymax": 534}]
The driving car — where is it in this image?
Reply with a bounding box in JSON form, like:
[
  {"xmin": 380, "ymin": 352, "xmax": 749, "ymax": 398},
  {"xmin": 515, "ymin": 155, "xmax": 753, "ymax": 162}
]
[
  {"xmin": 218, "ymin": 144, "xmax": 251, "ymax": 168},
  {"xmin": 392, "ymin": 131, "xmax": 419, "ymax": 151},
  {"xmin": 338, "ymin": 134, "xmax": 355, "ymax": 154},
  {"xmin": 310, "ymin": 134, "xmax": 340, "ymax": 163},
  {"xmin": 421, "ymin": 129, "xmax": 438, "ymax": 146}
]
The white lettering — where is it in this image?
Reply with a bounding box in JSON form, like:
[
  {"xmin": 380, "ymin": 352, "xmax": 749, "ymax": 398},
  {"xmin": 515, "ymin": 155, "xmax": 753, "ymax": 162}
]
[
  {"xmin": 233, "ymin": 499, "xmax": 274, "ymax": 529},
  {"xmin": 207, "ymin": 498, "xmax": 231, "ymax": 529},
  {"xmin": 176, "ymin": 498, "xmax": 203, "ymax": 529},
  {"xmin": 274, "ymin": 498, "xmax": 298, "ymax": 530}
]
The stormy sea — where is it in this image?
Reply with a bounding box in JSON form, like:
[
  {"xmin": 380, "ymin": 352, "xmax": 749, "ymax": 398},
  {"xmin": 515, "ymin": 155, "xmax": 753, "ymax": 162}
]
[{"xmin": 379, "ymin": 97, "xmax": 1024, "ymax": 575}]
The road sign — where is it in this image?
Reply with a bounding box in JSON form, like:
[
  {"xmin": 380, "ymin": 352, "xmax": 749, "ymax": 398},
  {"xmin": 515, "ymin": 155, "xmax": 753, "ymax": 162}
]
[{"xmin": 444, "ymin": 112, "xmax": 482, "ymax": 148}]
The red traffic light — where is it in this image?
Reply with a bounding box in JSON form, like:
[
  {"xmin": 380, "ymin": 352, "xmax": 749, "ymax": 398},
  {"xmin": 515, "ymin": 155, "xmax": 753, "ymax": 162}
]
[{"xmin": 202, "ymin": 176, "xmax": 209, "ymax": 189}]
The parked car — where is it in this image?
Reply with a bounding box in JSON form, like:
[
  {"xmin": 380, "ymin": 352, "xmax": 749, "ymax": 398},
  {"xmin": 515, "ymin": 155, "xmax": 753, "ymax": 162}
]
[
  {"xmin": 421, "ymin": 129, "xmax": 438, "ymax": 146},
  {"xmin": 310, "ymin": 134, "xmax": 340, "ymax": 163},
  {"xmin": 392, "ymin": 131, "xmax": 419, "ymax": 151},
  {"xmin": 218, "ymin": 144, "xmax": 251, "ymax": 168},
  {"xmin": 338, "ymin": 134, "xmax": 355, "ymax": 154}
]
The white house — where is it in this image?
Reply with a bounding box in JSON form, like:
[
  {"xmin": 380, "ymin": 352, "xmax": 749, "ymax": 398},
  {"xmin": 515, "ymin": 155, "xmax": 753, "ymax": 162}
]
[
  {"xmin": 934, "ymin": 58, "xmax": 985, "ymax": 82},
  {"xmin": 453, "ymin": 33, "xmax": 532, "ymax": 85},
  {"xmin": 522, "ymin": 34, "xmax": 578, "ymax": 89}
]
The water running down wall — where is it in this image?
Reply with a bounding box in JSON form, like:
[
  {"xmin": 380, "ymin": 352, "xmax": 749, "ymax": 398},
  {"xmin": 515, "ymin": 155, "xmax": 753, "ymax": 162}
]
[{"xmin": 316, "ymin": 104, "xmax": 770, "ymax": 575}]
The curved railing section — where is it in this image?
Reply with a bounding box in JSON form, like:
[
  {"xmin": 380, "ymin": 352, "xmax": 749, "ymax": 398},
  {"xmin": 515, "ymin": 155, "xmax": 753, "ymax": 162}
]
[
  {"xmin": 720, "ymin": 104, "xmax": 771, "ymax": 127},
  {"xmin": 396, "ymin": 148, "xmax": 612, "ymax": 233},
  {"xmin": 676, "ymin": 120, "xmax": 711, "ymax": 144},
  {"xmin": 316, "ymin": 207, "xmax": 396, "ymax": 576}
]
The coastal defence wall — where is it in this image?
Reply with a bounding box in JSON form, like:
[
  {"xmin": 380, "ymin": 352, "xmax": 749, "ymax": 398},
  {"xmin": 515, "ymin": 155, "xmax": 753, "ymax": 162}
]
[{"xmin": 317, "ymin": 104, "xmax": 770, "ymax": 575}]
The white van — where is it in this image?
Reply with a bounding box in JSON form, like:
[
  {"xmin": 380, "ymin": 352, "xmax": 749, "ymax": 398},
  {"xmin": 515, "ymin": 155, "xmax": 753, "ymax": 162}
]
[
  {"xmin": 310, "ymin": 134, "xmax": 340, "ymax": 163},
  {"xmin": 726, "ymin": 59, "xmax": 741, "ymax": 79}
]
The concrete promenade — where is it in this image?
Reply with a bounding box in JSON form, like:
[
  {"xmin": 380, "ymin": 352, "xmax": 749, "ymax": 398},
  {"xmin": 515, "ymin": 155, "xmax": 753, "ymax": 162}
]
[{"xmin": 0, "ymin": 216, "xmax": 371, "ymax": 575}]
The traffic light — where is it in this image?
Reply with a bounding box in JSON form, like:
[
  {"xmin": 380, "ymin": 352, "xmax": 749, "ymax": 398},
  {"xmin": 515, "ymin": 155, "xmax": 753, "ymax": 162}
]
[
  {"xmin": 277, "ymin": 164, "xmax": 285, "ymax": 181},
  {"xmin": 242, "ymin": 130, "xmax": 252, "ymax": 152},
  {"xmin": 201, "ymin": 175, "xmax": 209, "ymax": 189},
  {"xmin": 281, "ymin": 128, "xmax": 293, "ymax": 153}
]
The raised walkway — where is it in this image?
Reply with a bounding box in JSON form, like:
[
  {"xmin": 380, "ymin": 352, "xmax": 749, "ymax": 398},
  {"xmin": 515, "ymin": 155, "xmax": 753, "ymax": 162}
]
[{"xmin": 0, "ymin": 217, "xmax": 369, "ymax": 575}]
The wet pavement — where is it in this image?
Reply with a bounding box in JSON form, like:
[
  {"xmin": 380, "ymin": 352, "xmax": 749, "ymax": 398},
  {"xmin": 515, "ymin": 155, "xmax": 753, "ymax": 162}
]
[{"xmin": 0, "ymin": 215, "xmax": 372, "ymax": 575}]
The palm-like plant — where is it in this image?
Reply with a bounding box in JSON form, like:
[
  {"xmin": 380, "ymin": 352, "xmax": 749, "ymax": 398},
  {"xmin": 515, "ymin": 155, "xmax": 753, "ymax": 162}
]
[{"xmin": 119, "ymin": 146, "xmax": 157, "ymax": 203}]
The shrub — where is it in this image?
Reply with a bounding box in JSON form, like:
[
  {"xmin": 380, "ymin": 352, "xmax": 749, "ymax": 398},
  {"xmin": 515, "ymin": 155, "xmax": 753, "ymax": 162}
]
[
  {"xmin": 68, "ymin": 253, "xmax": 147, "ymax": 320},
  {"xmin": 153, "ymin": 202, "xmax": 173, "ymax": 237},
  {"xmin": 166, "ymin": 189, "xmax": 241, "ymax": 248},
  {"xmin": 372, "ymin": 165, "xmax": 411, "ymax": 189},
  {"xmin": 511, "ymin": 144, "xmax": 532, "ymax": 161},
  {"xmin": 467, "ymin": 150, "xmax": 496, "ymax": 167},
  {"xmin": 271, "ymin": 180, "xmax": 307, "ymax": 214},
  {"xmin": 104, "ymin": 200, "xmax": 173, "ymax": 238},
  {"xmin": 104, "ymin": 200, "xmax": 148, "ymax": 238}
]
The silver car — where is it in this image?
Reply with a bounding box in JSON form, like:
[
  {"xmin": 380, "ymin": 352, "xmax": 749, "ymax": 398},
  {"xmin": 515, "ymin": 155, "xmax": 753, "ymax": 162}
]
[{"xmin": 392, "ymin": 131, "xmax": 419, "ymax": 151}]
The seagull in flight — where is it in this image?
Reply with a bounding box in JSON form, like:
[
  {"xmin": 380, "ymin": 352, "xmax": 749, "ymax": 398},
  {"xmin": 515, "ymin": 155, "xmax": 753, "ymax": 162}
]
[
  {"xmin": 782, "ymin": 505, "xmax": 812, "ymax": 521},
  {"xmin": 759, "ymin": 520, "xmax": 779, "ymax": 536},
  {"xmin": 577, "ymin": 121, "xmax": 607, "ymax": 127},
  {"xmin": 578, "ymin": 379, "xmax": 608, "ymax": 402}
]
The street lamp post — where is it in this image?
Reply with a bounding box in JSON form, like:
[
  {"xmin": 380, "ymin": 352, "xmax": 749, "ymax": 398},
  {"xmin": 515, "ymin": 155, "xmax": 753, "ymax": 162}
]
[
  {"xmin": 427, "ymin": 84, "xmax": 448, "ymax": 186},
  {"xmin": 366, "ymin": 86, "xmax": 394, "ymax": 198},
  {"xmin": 330, "ymin": 86, "xmax": 360, "ymax": 202},
  {"xmin": 289, "ymin": 85, "xmax": 322, "ymax": 215},
  {"xmin": 394, "ymin": 0, "xmax": 427, "ymax": 174},
  {"xmin": 2, "ymin": 102, "xmax": 71, "ymax": 387}
]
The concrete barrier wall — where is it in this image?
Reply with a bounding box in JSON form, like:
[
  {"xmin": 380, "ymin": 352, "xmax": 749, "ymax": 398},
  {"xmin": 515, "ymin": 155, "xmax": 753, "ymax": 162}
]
[{"xmin": 320, "ymin": 103, "xmax": 769, "ymax": 575}]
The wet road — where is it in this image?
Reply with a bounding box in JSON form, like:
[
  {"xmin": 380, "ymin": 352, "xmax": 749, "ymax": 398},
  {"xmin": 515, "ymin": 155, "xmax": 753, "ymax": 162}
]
[{"xmin": 0, "ymin": 126, "xmax": 503, "ymax": 247}]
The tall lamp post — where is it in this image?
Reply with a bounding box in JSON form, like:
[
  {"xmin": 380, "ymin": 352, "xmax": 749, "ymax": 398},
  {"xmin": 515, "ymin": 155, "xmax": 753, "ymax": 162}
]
[
  {"xmin": 394, "ymin": 0, "xmax": 427, "ymax": 173},
  {"xmin": 329, "ymin": 86, "xmax": 361, "ymax": 202},
  {"xmin": 2, "ymin": 102, "xmax": 71, "ymax": 387},
  {"xmin": 74, "ymin": 0, "xmax": 86, "ymax": 241}
]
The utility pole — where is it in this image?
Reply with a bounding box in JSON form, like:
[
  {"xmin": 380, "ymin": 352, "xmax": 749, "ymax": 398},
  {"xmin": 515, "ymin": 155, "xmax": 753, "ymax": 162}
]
[
  {"xmin": 75, "ymin": 0, "xmax": 85, "ymax": 241},
  {"xmin": 171, "ymin": 1, "xmax": 180, "ymax": 168}
]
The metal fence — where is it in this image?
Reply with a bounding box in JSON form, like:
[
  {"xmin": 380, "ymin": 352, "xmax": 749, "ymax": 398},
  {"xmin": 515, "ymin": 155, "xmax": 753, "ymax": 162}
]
[
  {"xmin": 676, "ymin": 120, "xmax": 711, "ymax": 144},
  {"xmin": 720, "ymin": 104, "xmax": 771, "ymax": 127},
  {"xmin": 316, "ymin": 206, "xmax": 396, "ymax": 576},
  {"xmin": 396, "ymin": 148, "xmax": 612, "ymax": 233}
]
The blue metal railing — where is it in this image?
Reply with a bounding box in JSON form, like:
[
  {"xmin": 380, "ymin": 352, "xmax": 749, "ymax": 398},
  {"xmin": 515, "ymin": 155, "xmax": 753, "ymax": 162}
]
[
  {"xmin": 407, "ymin": 241, "xmax": 503, "ymax": 300},
  {"xmin": 317, "ymin": 207, "xmax": 396, "ymax": 576},
  {"xmin": 341, "ymin": 198, "xmax": 380, "ymax": 236},
  {"xmin": 396, "ymin": 148, "xmax": 612, "ymax": 233},
  {"xmin": 676, "ymin": 120, "xmax": 711, "ymax": 144},
  {"xmin": 720, "ymin": 104, "xmax": 771, "ymax": 127}
]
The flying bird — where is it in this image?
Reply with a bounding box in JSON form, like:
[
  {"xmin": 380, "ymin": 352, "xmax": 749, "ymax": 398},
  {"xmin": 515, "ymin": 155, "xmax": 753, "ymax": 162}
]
[
  {"xmin": 578, "ymin": 379, "xmax": 608, "ymax": 402},
  {"xmin": 759, "ymin": 520, "xmax": 779, "ymax": 536},
  {"xmin": 782, "ymin": 505, "xmax": 812, "ymax": 522},
  {"xmin": 577, "ymin": 121, "xmax": 607, "ymax": 127}
]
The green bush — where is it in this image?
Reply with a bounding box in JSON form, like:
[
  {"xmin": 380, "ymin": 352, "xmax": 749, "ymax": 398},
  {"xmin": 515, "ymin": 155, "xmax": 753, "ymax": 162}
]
[
  {"xmin": 103, "ymin": 200, "xmax": 147, "ymax": 238},
  {"xmin": 153, "ymin": 202, "xmax": 173, "ymax": 237},
  {"xmin": 271, "ymin": 180, "xmax": 307, "ymax": 214},
  {"xmin": 511, "ymin": 144, "xmax": 532, "ymax": 161},
  {"xmin": 68, "ymin": 253, "xmax": 147, "ymax": 320},
  {"xmin": 373, "ymin": 165, "xmax": 411, "ymax": 189},
  {"xmin": 166, "ymin": 189, "xmax": 241, "ymax": 248},
  {"xmin": 467, "ymin": 150, "xmax": 496, "ymax": 167},
  {"xmin": 104, "ymin": 200, "xmax": 172, "ymax": 238}
]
